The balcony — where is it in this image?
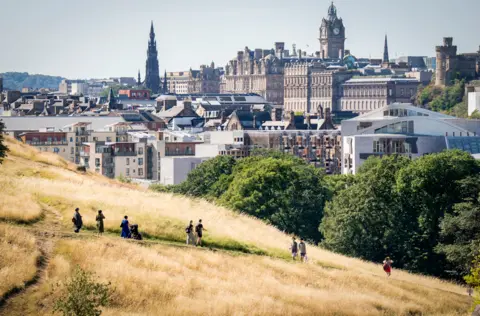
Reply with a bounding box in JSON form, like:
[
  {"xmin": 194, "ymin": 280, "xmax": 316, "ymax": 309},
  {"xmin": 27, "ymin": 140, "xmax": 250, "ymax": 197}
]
[
  {"xmin": 165, "ymin": 152, "xmax": 195, "ymax": 157},
  {"xmin": 75, "ymin": 130, "xmax": 90, "ymax": 136},
  {"xmin": 26, "ymin": 141, "xmax": 68, "ymax": 146},
  {"xmin": 113, "ymin": 151, "xmax": 136, "ymax": 157}
]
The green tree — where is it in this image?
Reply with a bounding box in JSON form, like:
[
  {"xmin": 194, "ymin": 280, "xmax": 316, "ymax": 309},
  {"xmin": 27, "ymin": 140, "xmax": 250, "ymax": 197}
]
[
  {"xmin": 321, "ymin": 155, "xmax": 412, "ymax": 264},
  {"xmin": 221, "ymin": 157, "xmax": 327, "ymax": 242},
  {"xmin": 436, "ymin": 176, "xmax": 480, "ymax": 275},
  {"xmin": 396, "ymin": 150, "xmax": 480, "ymax": 275},
  {"xmin": 0, "ymin": 120, "xmax": 8, "ymax": 164},
  {"xmin": 465, "ymin": 256, "xmax": 480, "ymax": 308},
  {"xmin": 173, "ymin": 155, "xmax": 236, "ymax": 198},
  {"xmin": 53, "ymin": 266, "xmax": 114, "ymax": 316}
]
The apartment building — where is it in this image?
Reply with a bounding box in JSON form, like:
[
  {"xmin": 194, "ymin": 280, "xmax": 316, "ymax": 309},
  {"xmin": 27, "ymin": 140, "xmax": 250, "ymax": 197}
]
[
  {"xmin": 81, "ymin": 141, "xmax": 148, "ymax": 179},
  {"xmin": 19, "ymin": 131, "xmax": 72, "ymax": 161}
]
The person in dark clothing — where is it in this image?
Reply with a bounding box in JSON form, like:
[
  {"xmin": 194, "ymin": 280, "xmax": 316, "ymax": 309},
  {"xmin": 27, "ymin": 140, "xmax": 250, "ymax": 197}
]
[
  {"xmin": 290, "ymin": 237, "xmax": 298, "ymax": 260},
  {"xmin": 186, "ymin": 220, "xmax": 195, "ymax": 245},
  {"xmin": 195, "ymin": 219, "xmax": 207, "ymax": 246},
  {"xmin": 72, "ymin": 208, "xmax": 83, "ymax": 233},
  {"xmin": 96, "ymin": 210, "xmax": 105, "ymax": 236},
  {"xmin": 120, "ymin": 215, "xmax": 130, "ymax": 238}
]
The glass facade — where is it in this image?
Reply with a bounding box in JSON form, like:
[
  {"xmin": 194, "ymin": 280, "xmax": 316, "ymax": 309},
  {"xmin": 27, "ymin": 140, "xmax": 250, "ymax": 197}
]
[
  {"xmin": 374, "ymin": 121, "xmax": 414, "ymax": 134},
  {"xmin": 383, "ymin": 109, "xmax": 429, "ymax": 117},
  {"xmin": 446, "ymin": 137, "xmax": 480, "ymax": 154}
]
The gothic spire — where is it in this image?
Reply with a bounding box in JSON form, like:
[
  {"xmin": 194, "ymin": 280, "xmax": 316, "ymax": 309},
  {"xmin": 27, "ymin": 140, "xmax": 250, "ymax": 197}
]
[
  {"xmin": 163, "ymin": 70, "xmax": 168, "ymax": 94},
  {"xmin": 137, "ymin": 70, "xmax": 141, "ymax": 86},
  {"xmin": 107, "ymin": 88, "xmax": 116, "ymax": 109},
  {"xmin": 328, "ymin": 1, "xmax": 337, "ymax": 21},
  {"xmin": 383, "ymin": 34, "xmax": 389, "ymax": 63},
  {"xmin": 145, "ymin": 21, "xmax": 160, "ymax": 94}
]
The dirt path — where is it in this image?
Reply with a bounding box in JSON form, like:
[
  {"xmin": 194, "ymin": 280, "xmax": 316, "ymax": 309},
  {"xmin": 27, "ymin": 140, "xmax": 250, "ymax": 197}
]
[{"xmin": 0, "ymin": 204, "xmax": 62, "ymax": 314}]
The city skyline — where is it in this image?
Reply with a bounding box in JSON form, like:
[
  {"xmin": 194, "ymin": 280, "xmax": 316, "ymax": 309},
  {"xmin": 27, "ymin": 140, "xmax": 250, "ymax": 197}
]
[{"xmin": 0, "ymin": 0, "xmax": 479, "ymax": 79}]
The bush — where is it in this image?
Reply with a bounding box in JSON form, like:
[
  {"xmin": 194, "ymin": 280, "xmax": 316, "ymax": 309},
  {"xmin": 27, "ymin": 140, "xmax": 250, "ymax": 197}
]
[
  {"xmin": 465, "ymin": 257, "xmax": 480, "ymax": 309},
  {"xmin": 53, "ymin": 266, "xmax": 114, "ymax": 316},
  {"xmin": 76, "ymin": 166, "xmax": 87, "ymax": 172},
  {"xmin": 116, "ymin": 174, "xmax": 131, "ymax": 184}
]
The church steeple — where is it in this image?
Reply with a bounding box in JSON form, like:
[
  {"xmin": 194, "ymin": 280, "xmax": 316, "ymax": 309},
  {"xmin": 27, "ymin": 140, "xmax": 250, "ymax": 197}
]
[
  {"xmin": 162, "ymin": 70, "xmax": 168, "ymax": 94},
  {"xmin": 137, "ymin": 70, "xmax": 141, "ymax": 86},
  {"xmin": 383, "ymin": 34, "xmax": 389, "ymax": 63},
  {"xmin": 107, "ymin": 88, "xmax": 116, "ymax": 110},
  {"xmin": 145, "ymin": 21, "xmax": 160, "ymax": 94}
]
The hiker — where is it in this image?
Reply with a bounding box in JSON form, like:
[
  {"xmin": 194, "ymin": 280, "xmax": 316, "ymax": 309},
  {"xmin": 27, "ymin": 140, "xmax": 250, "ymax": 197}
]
[
  {"xmin": 291, "ymin": 237, "xmax": 298, "ymax": 260},
  {"xmin": 120, "ymin": 215, "xmax": 130, "ymax": 238},
  {"xmin": 467, "ymin": 286, "xmax": 474, "ymax": 296},
  {"xmin": 299, "ymin": 238, "xmax": 307, "ymax": 262},
  {"xmin": 185, "ymin": 220, "xmax": 195, "ymax": 245},
  {"xmin": 72, "ymin": 208, "xmax": 82, "ymax": 233},
  {"xmin": 383, "ymin": 257, "xmax": 393, "ymax": 277},
  {"xmin": 96, "ymin": 210, "xmax": 105, "ymax": 236},
  {"xmin": 195, "ymin": 219, "xmax": 207, "ymax": 246}
]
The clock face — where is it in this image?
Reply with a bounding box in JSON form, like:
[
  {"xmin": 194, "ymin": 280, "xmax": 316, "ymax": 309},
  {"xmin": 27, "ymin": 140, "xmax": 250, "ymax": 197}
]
[{"xmin": 333, "ymin": 28, "xmax": 340, "ymax": 35}]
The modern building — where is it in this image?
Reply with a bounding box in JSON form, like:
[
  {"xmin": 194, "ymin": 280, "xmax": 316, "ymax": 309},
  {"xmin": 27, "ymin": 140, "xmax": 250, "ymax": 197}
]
[
  {"xmin": 159, "ymin": 157, "xmax": 208, "ymax": 185},
  {"xmin": 435, "ymin": 37, "xmax": 480, "ymax": 86},
  {"xmin": 467, "ymin": 83, "xmax": 480, "ymax": 116},
  {"xmin": 340, "ymin": 78, "xmax": 420, "ymax": 114},
  {"xmin": 341, "ymin": 103, "xmax": 480, "ymax": 174},
  {"xmin": 118, "ymin": 89, "xmax": 151, "ymax": 100},
  {"xmin": 145, "ymin": 22, "xmax": 160, "ymax": 94}
]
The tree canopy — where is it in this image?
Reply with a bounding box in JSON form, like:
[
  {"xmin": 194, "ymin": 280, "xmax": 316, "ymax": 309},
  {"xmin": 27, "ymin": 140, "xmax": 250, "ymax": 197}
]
[{"xmin": 0, "ymin": 120, "xmax": 8, "ymax": 164}]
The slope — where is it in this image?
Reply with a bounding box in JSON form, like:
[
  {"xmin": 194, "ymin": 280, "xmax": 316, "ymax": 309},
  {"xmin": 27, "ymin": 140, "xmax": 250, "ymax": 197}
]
[{"xmin": 0, "ymin": 137, "xmax": 472, "ymax": 316}]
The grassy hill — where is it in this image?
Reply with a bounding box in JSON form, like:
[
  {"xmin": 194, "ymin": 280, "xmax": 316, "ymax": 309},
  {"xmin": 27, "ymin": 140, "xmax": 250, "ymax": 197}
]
[
  {"xmin": 0, "ymin": 137, "xmax": 473, "ymax": 315},
  {"xmin": 1, "ymin": 72, "xmax": 64, "ymax": 91}
]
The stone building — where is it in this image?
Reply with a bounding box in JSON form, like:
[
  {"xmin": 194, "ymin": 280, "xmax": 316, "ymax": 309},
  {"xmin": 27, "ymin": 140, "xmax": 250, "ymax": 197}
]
[
  {"xmin": 319, "ymin": 2, "xmax": 346, "ymax": 59},
  {"xmin": 435, "ymin": 37, "xmax": 480, "ymax": 87},
  {"xmin": 284, "ymin": 62, "xmax": 355, "ymax": 113},
  {"xmin": 340, "ymin": 77, "xmax": 420, "ymax": 114},
  {"xmin": 162, "ymin": 63, "xmax": 221, "ymax": 94},
  {"xmin": 222, "ymin": 45, "xmax": 285, "ymax": 104}
]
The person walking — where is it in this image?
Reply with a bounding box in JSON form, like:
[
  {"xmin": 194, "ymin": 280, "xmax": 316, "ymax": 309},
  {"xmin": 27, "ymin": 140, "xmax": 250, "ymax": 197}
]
[
  {"xmin": 383, "ymin": 257, "xmax": 394, "ymax": 277},
  {"xmin": 72, "ymin": 208, "xmax": 83, "ymax": 233},
  {"xmin": 120, "ymin": 215, "xmax": 130, "ymax": 238},
  {"xmin": 195, "ymin": 219, "xmax": 207, "ymax": 246},
  {"xmin": 185, "ymin": 220, "xmax": 195, "ymax": 245},
  {"xmin": 299, "ymin": 238, "xmax": 307, "ymax": 262},
  {"xmin": 96, "ymin": 210, "xmax": 105, "ymax": 236},
  {"xmin": 291, "ymin": 237, "xmax": 298, "ymax": 260}
]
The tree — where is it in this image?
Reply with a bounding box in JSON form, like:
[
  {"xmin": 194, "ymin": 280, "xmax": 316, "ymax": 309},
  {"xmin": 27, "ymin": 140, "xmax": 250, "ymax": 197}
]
[
  {"xmin": 0, "ymin": 120, "xmax": 8, "ymax": 164},
  {"xmin": 221, "ymin": 157, "xmax": 327, "ymax": 242},
  {"xmin": 465, "ymin": 256, "xmax": 480, "ymax": 308},
  {"xmin": 396, "ymin": 150, "xmax": 480, "ymax": 275},
  {"xmin": 320, "ymin": 155, "xmax": 412, "ymax": 264},
  {"xmin": 173, "ymin": 155, "xmax": 236, "ymax": 198},
  {"xmin": 437, "ymin": 176, "xmax": 480, "ymax": 275},
  {"xmin": 54, "ymin": 266, "xmax": 114, "ymax": 316}
]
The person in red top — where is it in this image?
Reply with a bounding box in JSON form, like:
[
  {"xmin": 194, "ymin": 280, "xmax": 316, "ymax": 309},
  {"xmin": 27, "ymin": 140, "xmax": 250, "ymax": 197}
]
[{"xmin": 383, "ymin": 257, "xmax": 393, "ymax": 277}]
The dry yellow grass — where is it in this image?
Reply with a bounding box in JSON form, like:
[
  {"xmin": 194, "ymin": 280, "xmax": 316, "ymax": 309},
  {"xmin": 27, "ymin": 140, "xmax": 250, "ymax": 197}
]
[
  {"xmin": 0, "ymin": 223, "xmax": 39, "ymax": 299},
  {"xmin": 0, "ymin": 136, "xmax": 473, "ymax": 315}
]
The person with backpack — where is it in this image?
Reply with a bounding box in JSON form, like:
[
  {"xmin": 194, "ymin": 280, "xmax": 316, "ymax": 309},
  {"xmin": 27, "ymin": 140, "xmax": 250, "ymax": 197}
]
[
  {"xmin": 290, "ymin": 237, "xmax": 298, "ymax": 260},
  {"xmin": 299, "ymin": 238, "xmax": 307, "ymax": 262},
  {"xmin": 195, "ymin": 219, "xmax": 207, "ymax": 246},
  {"xmin": 185, "ymin": 220, "xmax": 195, "ymax": 245},
  {"xmin": 96, "ymin": 210, "xmax": 105, "ymax": 236},
  {"xmin": 72, "ymin": 208, "xmax": 83, "ymax": 233},
  {"xmin": 383, "ymin": 257, "xmax": 393, "ymax": 277},
  {"xmin": 120, "ymin": 215, "xmax": 131, "ymax": 238}
]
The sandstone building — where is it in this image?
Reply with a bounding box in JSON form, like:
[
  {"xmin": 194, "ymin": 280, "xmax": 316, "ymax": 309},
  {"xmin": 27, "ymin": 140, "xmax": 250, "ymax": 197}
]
[
  {"xmin": 319, "ymin": 2, "xmax": 346, "ymax": 59},
  {"xmin": 435, "ymin": 37, "xmax": 480, "ymax": 87},
  {"xmin": 162, "ymin": 63, "xmax": 221, "ymax": 94}
]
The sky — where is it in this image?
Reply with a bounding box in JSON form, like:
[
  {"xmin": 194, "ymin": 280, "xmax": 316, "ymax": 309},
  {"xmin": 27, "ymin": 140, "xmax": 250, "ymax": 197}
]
[{"xmin": 0, "ymin": 0, "xmax": 479, "ymax": 79}]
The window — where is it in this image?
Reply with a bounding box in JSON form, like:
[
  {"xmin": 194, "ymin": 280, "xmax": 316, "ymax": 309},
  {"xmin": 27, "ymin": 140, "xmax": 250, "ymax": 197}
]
[
  {"xmin": 138, "ymin": 168, "xmax": 143, "ymax": 176},
  {"xmin": 186, "ymin": 146, "xmax": 191, "ymax": 154},
  {"xmin": 93, "ymin": 137, "xmax": 98, "ymax": 141},
  {"xmin": 126, "ymin": 158, "xmax": 130, "ymax": 165},
  {"xmin": 400, "ymin": 88, "xmax": 404, "ymax": 96},
  {"xmin": 138, "ymin": 147, "xmax": 144, "ymax": 155},
  {"xmin": 138, "ymin": 158, "xmax": 143, "ymax": 166},
  {"xmin": 95, "ymin": 158, "xmax": 100, "ymax": 167},
  {"xmin": 106, "ymin": 137, "xmax": 112, "ymax": 142},
  {"xmin": 126, "ymin": 168, "xmax": 130, "ymax": 176},
  {"xmin": 389, "ymin": 89, "xmax": 393, "ymax": 96},
  {"xmin": 70, "ymin": 137, "xmax": 73, "ymax": 142},
  {"xmin": 71, "ymin": 147, "xmax": 74, "ymax": 154}
]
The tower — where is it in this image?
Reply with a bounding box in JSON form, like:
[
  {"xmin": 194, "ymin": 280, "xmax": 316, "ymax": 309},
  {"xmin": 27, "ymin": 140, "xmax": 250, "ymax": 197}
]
[
  {"xmin": 107, "ymin": 88, "xmax": 116, "ymax": 110},
  {"xmin": 145, "ymin": 21, "xmax": 160, "ymax": 94},
  {"xmin": 383, "ymin": 35, "xmax": 389, "ymax": 64},
  {"xmin": 319, "ymin": 2, "xmax": 345, "ymax": 59},
  {"xmin": 162, "ymin": 70, "xmax": 168, "ymax": 94},
  {"xmin": 435, "ymin": 37, "xmax": 458, "ymax": 86},
  {"xmin": 137, "ymin": 70, "xmax": 142, "ymax": 86}
]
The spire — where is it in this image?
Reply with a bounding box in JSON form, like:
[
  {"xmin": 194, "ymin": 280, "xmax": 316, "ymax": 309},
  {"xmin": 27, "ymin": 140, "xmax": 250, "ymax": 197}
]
[
  {"xmin": 163, "ymin": 70, "xmax": 168, "ymax": 94},
  {"xmin": 137, "ymin": 70, "xmax": 141, "ymax": 86},
  {"xmin": 150, "ymin": 21, "xmax": 155, "ymax": 39},
  {"xmin": 328, "ymin": 1, "xmax": 337, "ymax": 21},
  {"xmin": 145, "ymin": 21, "xmax": 160, "ymax": 94},
  {"xmin": 383, "ymin": 34, "xmax": 389, "ymax": 63},
  {"xmin": 107, "ymin": 88, "xmax": 116, "ymax": 109}
]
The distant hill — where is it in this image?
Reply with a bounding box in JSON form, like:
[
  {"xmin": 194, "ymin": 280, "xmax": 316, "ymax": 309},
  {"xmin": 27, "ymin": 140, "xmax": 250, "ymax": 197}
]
[{"xmin": 1, "ymin": 72, "xmax": 64, "ymax": 91}]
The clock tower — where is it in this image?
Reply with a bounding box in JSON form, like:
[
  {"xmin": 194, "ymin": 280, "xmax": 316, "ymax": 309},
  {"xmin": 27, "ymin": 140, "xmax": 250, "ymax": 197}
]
[{"xmin": 319, "ymin": 2, "xmax": 345, "ymax": 59}]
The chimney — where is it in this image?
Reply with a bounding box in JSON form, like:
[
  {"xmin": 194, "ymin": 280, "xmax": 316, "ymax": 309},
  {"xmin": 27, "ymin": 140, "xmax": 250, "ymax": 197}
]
[{"xmin": 298, "ymin": 49, "xmax": 302, "ymax": 59}]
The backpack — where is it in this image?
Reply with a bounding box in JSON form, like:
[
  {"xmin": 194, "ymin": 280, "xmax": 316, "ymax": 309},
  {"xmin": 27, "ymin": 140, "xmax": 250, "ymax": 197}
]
[
  {"xmin": 185, "ymin": 226, "xmax": 192, "ymax": 234},
  {"xmin": 195, "ymin": 224, "xmax": 201, "ymax": 233},
  {"xmin": 71, "ymin": 217, "xmax": 76, "ymax": 224}
]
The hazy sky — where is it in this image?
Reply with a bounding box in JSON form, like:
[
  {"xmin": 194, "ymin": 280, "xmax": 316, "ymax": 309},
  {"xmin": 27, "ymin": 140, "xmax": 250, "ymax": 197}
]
[{"xmin": 1, "ymin": 0, "xmax": 479, "ymax": 79}]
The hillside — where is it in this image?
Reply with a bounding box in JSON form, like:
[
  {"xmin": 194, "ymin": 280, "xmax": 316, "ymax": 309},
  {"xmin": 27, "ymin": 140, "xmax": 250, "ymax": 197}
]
[
  {"xmin": 1, "ymin": 72, "xmax": 64, "ymax": 91},
  {"xmin": 0, "ymin": 137, "xmax": 473, "ymax": 316}
]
